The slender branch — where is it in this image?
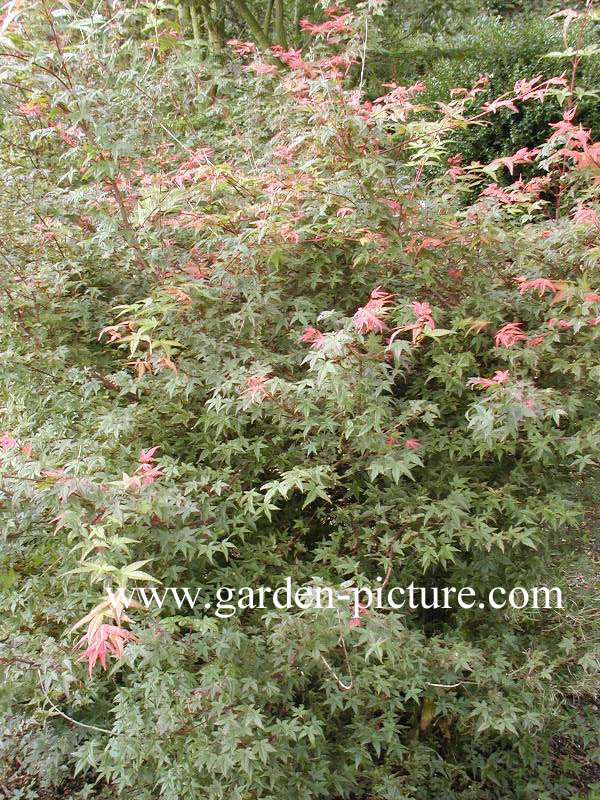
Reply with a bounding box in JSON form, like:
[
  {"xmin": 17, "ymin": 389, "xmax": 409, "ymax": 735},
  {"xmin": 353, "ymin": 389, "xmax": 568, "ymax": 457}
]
[
  {"xmin": 37, "ymin": 670, "xmax": 112, "ymax": 734},
  {"xmin": 426, "ymin": 681, "xmax": 475, "ymax": 689},
  {"xmin": 320, "ymin": 655, "xmax": 352, "ymax": 691},
  {"xmin": 426, "ymin": 682, "xmax": 464, "ymax": 688},
  {"xmin": 0, "ymin": 656, "xmax": 42, "ymax": 668},
  {"xmin": 89, "ymin": 370, "xmax": 138, "ymax": 402},
  {"xmin": 380, "ymin": 547, "xmax": 395, "ymax": 591},
  {"xmin": 108, "ymin": 179, "xmax": 150, "ymax": 269},
  {"xmin": 0, "ymin": 51, "xmax": 72, "ymax": 90},
  {"xmin": 336, "ymin": 608, "xmax": 354, "ymax": 687},
  {"xmin": 40, "ymin": 0, "xmax": 73, "ymax": 89},
  {"xmin": 359, "ymin": 7, "xmax": 369, "ymax": 93},
  {"xmin": 13, "ymin": 362, "xmax": 84, "ymax": 398}
]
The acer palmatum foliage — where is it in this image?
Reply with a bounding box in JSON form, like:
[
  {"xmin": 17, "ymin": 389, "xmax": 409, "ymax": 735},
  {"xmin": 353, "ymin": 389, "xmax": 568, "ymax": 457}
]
[{"xmin": 1, "ymin": 2, "xmax": 599, "ymax": 798}]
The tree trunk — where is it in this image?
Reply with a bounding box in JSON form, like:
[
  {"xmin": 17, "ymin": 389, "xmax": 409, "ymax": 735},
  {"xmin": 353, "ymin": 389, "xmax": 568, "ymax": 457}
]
[
  {"xmin": 229, "ymin": 0, "xmax": 273, "ymax": 51},
  {"xmin": 177, "ymin": 0, "xmax": 190, "ymax": 28},
  {"xmin": 263, "ymin": 0, "xmax": 274, "ymax": 37},
  {"xmin": 292, "ymin": 0, "xmax": 301, "ymax": 45},
  {"xmin": 177, "ymin": 1, "xmax": 190, "ymax": 26},
  {"xmin": 274, "ymin": 0, "xmax": 287, "ymax": 49},
  {"xmin": 200, "ymin": 0, "xmax": 223, "ymax": 53},
  {"xmin": 213, "ymin": 0, "xmax": 226, "ymax": 43},
  {"xmin": 189, "ymin": 0, "xmax": 201, "ymax": 50}
]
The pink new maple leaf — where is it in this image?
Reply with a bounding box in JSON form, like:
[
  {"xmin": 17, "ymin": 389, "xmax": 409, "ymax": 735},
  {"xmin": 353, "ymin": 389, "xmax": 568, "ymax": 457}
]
[
  {"xmin": 77, "ymin": 623, "xmax": 138, "ymax": 676},
  {"xmin": 368, "ymin": 286, "xmax": 393, "ymax": 311},
  {"xmin": 418, "ymin": 237, "xmax": 444, "ymax": 251},
  {"xmin": 573, "ymin": 206, "xmax": 599, "ymax": 226},
  {"xmin": 482, "ymin": 97, "xmax": 518, "ymax": 114},
  {"xmin": 300, "ymin": 13, "xmax": 353, "ymax": 38},
  {"xmin": 573, "ymin": 141, "xmax": 600, "ymax": 170},
  {"xmin": 139, "ymin": 446, "xmax": 159, "ymax": 463},
  {"xmin": 99, "ymin": 324, "xmax": 124, "ymax": 343},
  {"xmin": 300, "ymin": 327, "xmax": 326, "ymax": 349},
  {"xmin": 526, "ymin": 334, "xmax": 547, "ymax": 348},
  {"xmin": 17, "ymin": 102, "xmax": 43, "ymax": 118},
  {"xmin": 280, "ymin": 223, "xmax": 300, "ymax": 244},
  {"xmin": 349, "ymin": 602, "xmax": 369, "ymax": 627},
  {"xmin": 514, "ymin": 74, "xmax": 567, "ymax": 102},
  {"xmin": 244, "ymin": 61, "xmax": 278, "ymax": 76},
  {"xmin": 271, "ymin": 46, "xmax": 307, "ymax": 71},
  {"xmin": 494, "ymin": 322, "xmax": 526, "ymax": 348},
  {"xmin": 138, "ymin": 463, "xmax": 163, "ymax": 485},
  {"xmin": 242, "ymin": 374, "xmax": 271, "ymax": 402},
  {"xmin": 517, "ymin": 277, "xmax": 558, "ymax": 297},
  {"xmin": 447, "ymin": 166, "xmax": 464, "ymax": 182},
  {"xmin": 488, "ymin": 147, "xmax": 539, "ymax": 175},
  {"xmin": 384, "ymin": 199, "xmax": 403, "ymax": 214},
  {"xmin": 226, "ymin": 39, "xmax": 258, "ymax": 56},
  {"xmin": 273, "ymin": 143, "xmax": 296, "ymax": 163},
  {"xmin": 411, "ymin": 301, "xmax": 433, "ymax": 319},
  {"xmin": 547, "ymin": 317, "xmax": 573, "ymax": 331},
  {"xmin": 468, "ymin": 370, "xmax": 510, "ymax": 389},
  {"xmin": 375, "ymin": 81, "xmax": 426, "ymax": 112},
  {"xmin": 389, "ymin": 301, "xmax": 436, "ymax": 347},
  {"xmin": 0, "ymin": 432, "xmax": 16, "ymax": 450},
  {"xmin": 21, "ymin": 442, "xmax": 33, "ymax": 458},
  {"xmin": 353, "ymin": 307, "xmax": 387, "ymax": 334},
  {"xmin": 353, "ymin": 286, "xmax": 393, "ymax": 334},
  {"xmin": 480, "ymin": 183, "xmax": 512, "ymax": 203}
]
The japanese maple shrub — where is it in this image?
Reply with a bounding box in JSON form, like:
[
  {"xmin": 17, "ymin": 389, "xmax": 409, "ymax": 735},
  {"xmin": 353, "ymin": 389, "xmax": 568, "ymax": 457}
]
[{"xmin": 0, "ymin": 2, "xmax": 599, "ymax": 799}]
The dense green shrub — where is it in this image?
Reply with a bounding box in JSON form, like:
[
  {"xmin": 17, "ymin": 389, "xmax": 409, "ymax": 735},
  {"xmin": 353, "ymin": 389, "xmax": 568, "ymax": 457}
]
[
  {"xmin": 0, "ymin": 3, "xmax": 599, "ymax": 799},
  {"xmin": 367, "ymin": 14, "xmax": 600, "ymax": 170}
]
